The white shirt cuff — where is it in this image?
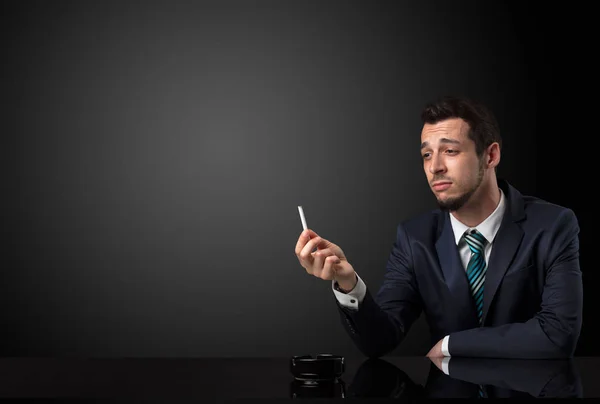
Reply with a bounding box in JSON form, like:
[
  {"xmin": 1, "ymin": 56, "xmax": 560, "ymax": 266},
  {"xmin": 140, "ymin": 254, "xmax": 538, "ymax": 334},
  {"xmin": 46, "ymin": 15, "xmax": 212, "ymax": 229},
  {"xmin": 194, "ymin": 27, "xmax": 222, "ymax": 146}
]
[
  {"xmin": 441, "ymin": 356, "xmax": 451, "ymax": 375},
  {"xmin": 332, "ymin": 273, "xmax": 366, "ymax": 310},
  {"xmin": 441, "ymin": 335, "xmax": 450, "ymax": 356}
]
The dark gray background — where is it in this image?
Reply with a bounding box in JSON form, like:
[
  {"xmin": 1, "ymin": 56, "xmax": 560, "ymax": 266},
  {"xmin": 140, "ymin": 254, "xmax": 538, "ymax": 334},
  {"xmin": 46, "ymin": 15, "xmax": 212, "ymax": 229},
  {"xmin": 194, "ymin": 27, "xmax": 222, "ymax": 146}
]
[{"xmin": 2, "ymin": 1, "xmax": 591, "ymax": 356}]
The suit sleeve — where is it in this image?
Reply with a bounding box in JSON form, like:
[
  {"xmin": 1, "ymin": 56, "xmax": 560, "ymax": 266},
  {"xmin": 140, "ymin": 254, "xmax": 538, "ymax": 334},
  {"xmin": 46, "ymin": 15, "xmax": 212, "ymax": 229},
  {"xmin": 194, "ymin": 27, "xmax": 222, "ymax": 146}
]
[
  {"xmin": 336, "ymin": 223, "xmax": 423, "ymax": 358},
  {"xmin": 448, "ymin": 208, "xmax": 583, "ymax": 358}
]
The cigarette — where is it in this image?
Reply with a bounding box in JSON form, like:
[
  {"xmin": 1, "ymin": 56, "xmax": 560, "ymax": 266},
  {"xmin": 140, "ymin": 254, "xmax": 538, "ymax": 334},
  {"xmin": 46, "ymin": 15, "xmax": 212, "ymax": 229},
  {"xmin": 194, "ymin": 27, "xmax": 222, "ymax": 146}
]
[{"xmin": 298, "ymin": 206, "xmax": 307, "ymax": 231}]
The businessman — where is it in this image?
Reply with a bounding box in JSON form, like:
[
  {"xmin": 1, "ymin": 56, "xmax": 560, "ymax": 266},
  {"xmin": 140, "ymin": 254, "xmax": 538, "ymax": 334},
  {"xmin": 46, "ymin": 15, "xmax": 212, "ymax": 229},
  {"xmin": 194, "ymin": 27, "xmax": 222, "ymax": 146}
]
[{"xmin": 294, "ymin": 95, "xmax": 582, "ymax": 358}]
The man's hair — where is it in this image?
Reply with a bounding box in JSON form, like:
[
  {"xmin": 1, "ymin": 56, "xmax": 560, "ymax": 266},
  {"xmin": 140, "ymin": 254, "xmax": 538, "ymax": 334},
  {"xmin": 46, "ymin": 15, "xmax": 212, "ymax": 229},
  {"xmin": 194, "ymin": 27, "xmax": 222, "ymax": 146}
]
[{"xmin": 420, "ymin": 95, "xmax": 502, "ymax": 157}]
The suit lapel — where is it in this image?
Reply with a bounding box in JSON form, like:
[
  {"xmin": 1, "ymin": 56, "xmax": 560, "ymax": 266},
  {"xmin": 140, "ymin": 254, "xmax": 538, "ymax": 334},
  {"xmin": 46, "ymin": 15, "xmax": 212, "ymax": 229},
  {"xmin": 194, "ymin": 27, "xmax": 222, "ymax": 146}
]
[
  {"xmin": 481, "ymin": 180, "xmax": 526, "ymax": 325},
  {"xmin": 481, "ymin": 214, "xmax": 524, "ymax": 324},
  {"xmin": 435, "ymin": 213, "xmax": 478, "ymax": 327}
]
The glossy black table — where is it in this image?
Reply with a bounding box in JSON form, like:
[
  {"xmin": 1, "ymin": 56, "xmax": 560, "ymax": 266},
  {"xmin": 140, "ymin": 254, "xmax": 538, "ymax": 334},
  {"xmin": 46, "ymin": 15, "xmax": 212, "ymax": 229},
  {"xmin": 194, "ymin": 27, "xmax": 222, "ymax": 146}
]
[{"xmin": 0, "ymin": 356, "xmax": 597, "ymax": 399}]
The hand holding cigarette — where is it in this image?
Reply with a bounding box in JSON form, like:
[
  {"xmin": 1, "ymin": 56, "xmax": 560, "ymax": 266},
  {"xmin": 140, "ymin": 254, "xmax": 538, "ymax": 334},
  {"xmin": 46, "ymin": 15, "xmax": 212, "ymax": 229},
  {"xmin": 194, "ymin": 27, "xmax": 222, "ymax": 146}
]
[{"xmin": 294, "ymin": 206, "xmax": 357, "ymax": 291}]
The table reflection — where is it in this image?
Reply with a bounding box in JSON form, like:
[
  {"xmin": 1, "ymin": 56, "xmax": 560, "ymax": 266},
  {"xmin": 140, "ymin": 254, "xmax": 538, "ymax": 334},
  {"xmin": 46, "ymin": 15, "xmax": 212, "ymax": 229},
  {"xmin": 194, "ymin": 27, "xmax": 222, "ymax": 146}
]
[
  {"xmin": 345, "ymin": 357, "xmax": 583, "ymax": 399},
  {"xmin": 0, "ymin": 356, "xmax": 587, "ymax": 398}
]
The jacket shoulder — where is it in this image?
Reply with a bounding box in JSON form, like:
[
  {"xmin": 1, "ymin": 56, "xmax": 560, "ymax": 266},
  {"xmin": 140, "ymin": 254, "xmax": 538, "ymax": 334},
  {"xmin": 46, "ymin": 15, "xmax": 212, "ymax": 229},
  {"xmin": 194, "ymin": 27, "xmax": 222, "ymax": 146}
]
[
  {"xmin": 396, "ymin": 208, "xmax": 445, "ymax": 242},
  {"xmin": 522, "ymin": 195, "xmax": 578, "ymax": 224}
]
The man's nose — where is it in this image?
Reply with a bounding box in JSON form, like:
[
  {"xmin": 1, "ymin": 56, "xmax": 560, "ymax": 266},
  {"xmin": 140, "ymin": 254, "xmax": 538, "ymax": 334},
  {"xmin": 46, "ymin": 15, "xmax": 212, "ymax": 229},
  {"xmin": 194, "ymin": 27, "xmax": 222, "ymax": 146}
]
[{"xmin": 429, "ymin": 154, "xmax": 446, "ymax": 174}]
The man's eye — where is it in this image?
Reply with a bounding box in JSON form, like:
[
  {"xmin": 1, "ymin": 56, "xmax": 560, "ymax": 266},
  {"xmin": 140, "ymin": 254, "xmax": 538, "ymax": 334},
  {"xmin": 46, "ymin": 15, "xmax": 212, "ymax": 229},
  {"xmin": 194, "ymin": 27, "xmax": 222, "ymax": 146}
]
[
  {"xmin": 446, "ymin": 149, "xmax": 457, "ymax": 154},
  {"xmin": 422, "ymin": 153, "xmax": 431, "ymax": 159}
]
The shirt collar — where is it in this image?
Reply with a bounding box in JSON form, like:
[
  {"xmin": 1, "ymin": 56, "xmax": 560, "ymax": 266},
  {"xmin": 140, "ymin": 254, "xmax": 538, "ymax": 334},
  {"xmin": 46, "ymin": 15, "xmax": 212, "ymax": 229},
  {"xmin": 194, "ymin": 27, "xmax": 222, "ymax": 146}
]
[{"xmin": 449, "ymin": 188, "xmax": 506, "ymax": 245}]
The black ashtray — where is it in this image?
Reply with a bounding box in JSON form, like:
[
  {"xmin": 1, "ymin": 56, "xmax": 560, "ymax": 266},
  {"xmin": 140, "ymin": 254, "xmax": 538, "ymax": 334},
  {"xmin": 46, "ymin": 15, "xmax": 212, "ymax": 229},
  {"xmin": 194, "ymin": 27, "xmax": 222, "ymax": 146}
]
[{"xmin": 290, "ymin": 354, "xmax": 345, "ymax": 382}]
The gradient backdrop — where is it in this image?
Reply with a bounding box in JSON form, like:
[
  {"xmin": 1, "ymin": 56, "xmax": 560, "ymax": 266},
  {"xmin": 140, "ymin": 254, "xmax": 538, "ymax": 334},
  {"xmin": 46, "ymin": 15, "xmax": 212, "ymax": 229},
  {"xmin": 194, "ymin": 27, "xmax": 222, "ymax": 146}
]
[{"xmin": 2, "ymin": 1, "xmax": 591, "ymax": 357}]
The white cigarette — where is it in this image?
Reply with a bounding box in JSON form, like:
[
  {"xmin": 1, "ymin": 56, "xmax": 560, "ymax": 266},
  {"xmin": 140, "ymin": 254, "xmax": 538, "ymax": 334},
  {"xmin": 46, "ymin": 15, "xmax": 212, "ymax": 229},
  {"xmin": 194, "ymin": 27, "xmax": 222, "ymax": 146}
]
[{"xmin": 298, "ymin": 205, "xmax": 307, "ymax": 231}]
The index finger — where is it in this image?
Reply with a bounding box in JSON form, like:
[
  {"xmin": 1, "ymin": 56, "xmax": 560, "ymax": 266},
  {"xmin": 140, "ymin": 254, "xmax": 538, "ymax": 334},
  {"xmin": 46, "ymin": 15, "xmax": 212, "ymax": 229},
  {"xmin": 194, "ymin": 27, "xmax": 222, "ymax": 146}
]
[{"xmin": 294, "ymin": 229, "xmax": 319, "ymax": 255}]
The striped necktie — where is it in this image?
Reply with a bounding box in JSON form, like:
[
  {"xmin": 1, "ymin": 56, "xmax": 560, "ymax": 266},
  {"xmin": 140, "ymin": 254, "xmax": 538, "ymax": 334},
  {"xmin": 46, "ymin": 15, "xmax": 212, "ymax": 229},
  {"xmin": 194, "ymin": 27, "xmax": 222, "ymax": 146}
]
[{"xmin": 464, "ymin": 229, "xmax": 488, "ymax": 325}]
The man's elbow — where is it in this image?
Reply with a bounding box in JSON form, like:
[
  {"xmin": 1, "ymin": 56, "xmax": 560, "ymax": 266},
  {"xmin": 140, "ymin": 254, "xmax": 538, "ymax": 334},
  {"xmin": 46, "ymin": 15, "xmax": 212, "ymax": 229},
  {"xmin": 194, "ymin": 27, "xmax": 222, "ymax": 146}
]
[
  {"xmin": 548, "ymin": 344, "xmax": 574, "ymax": 359},
  {"xmin": 353, "ymin": 333, "xmax": 399, "ymax": 359},
  {"xmin": 358, "ymin": 344, "xmax": 392, "ymax": 359},
  {"xmin": 542, "ymin": 319, "xmax": 581, "ymax": 359},
  {"xmin": 558, "ymin": 330, "xmax": 580, "ymax": 358},
  {"xmin": 549, "ymin": 340, "xmax": 576, "ymax": 359}
]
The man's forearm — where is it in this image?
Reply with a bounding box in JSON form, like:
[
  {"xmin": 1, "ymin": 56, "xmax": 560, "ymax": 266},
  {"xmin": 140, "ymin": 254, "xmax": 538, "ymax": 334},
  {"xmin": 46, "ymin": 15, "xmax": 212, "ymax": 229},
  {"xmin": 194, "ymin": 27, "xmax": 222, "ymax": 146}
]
[
  {"xmin": 448, "ymin": 316, "xmax": 579, "ymax": 359},
  {"xmin": 337, "ymin": 290, "xmax": 406, "ymax": 358}
]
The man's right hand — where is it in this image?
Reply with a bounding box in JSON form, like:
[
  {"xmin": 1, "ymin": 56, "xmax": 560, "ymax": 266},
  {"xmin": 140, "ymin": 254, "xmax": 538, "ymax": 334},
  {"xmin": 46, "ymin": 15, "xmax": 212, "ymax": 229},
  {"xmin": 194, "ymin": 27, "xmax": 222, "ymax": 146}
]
[{"xmin": 294, "ymin": 229, "xmax": 357, "ymax": 291}]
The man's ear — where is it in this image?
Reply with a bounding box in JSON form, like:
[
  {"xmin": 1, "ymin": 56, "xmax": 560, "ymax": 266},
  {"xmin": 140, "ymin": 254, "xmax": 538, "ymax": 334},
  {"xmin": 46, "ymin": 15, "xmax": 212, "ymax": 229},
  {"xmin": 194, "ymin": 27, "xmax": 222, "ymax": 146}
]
[{"xmin": 486, "ymin": 142, "xmax": 501, "ymax": 168}]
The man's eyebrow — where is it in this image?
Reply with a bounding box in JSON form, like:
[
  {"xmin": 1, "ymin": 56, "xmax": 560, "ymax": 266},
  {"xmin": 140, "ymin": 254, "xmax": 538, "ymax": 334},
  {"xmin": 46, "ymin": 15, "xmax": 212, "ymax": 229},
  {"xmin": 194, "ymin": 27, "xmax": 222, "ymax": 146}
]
[{"xmin": 420, "ymin": 138, "xmax": 461, "ymax": 149}]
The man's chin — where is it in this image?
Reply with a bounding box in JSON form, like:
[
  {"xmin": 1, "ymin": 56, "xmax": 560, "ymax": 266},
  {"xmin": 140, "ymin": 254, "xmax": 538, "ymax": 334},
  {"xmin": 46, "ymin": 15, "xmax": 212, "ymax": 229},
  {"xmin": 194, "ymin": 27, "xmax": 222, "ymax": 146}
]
[{"xmin": 436, "ymin": 194, "xmax": 467, "ymax": 211}]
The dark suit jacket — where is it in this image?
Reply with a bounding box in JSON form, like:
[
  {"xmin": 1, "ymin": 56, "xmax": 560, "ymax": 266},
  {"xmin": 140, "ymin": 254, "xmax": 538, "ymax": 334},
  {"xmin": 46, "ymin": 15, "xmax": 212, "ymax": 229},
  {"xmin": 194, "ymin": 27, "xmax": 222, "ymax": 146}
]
[{"xmin": 337, "ymin": 179, "xmax": 582, "ymax": 358}]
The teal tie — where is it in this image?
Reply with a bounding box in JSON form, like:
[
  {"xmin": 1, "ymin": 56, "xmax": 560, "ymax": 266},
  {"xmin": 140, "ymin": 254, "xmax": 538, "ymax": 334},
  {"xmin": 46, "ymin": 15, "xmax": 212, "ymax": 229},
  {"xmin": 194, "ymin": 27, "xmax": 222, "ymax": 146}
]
[
  {"xmin": 465, "ymin": 229, "xmax": 489, "ymax": 399},
  {"xmin": 464, "ymin": 229, "xmax": 488, "ymax": 325},
  {"xmin": 478, "ymin": 384, "xmax": 487, "ymax": 398}
]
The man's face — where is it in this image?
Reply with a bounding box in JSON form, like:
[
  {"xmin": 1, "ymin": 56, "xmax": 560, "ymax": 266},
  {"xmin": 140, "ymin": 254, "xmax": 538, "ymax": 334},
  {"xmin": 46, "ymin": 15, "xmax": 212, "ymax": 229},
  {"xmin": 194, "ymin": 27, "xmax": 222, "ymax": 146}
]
[{"xmin": 420, "ymin": 118, "xmax": 484, "ymax": 211}]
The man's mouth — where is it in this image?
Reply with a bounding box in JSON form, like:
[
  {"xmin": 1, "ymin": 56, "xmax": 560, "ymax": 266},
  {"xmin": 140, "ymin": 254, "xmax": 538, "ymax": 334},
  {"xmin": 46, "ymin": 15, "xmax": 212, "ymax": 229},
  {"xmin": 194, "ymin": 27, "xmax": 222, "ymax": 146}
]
[{"xmin": 432, "ymin": 181, "xmax": 452, "ymax": 191}]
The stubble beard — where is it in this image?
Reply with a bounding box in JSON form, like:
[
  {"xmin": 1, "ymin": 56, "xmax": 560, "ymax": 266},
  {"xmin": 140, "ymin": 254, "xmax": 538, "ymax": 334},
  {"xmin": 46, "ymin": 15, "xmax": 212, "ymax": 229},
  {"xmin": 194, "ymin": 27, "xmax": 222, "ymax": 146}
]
[{"xmin": 436, "ymin": 161, "xmax": 485, "ymax": 212}]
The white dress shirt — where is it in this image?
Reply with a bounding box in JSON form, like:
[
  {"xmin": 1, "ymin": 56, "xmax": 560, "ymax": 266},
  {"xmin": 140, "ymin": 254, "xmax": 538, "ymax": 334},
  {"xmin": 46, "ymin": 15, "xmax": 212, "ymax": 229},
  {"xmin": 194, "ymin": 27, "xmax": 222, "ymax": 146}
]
[{"xmin": 333, "ymin": 188, "xmax": 506, "ymax": 373}]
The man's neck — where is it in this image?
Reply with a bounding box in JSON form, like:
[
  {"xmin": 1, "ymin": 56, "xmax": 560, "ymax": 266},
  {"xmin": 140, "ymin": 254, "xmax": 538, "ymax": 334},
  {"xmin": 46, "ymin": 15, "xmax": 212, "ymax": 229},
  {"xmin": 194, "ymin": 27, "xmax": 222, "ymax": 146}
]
[{"xmin": 451, "ymin": 181, "xmax": 501, "ymax": 228}]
